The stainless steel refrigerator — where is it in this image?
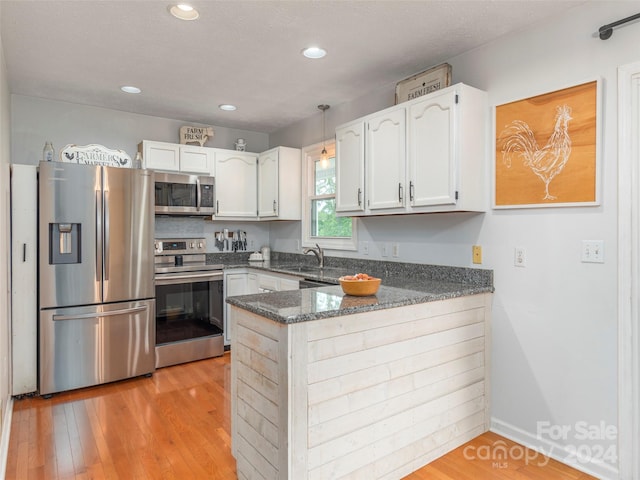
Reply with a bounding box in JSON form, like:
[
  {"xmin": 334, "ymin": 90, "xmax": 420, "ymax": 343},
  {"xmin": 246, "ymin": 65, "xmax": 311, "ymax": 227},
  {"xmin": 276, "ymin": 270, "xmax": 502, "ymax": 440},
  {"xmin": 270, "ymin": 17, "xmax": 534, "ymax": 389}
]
[{"xmin": 38, "ymin": 161, "xmax": 155, "ymax": 396}]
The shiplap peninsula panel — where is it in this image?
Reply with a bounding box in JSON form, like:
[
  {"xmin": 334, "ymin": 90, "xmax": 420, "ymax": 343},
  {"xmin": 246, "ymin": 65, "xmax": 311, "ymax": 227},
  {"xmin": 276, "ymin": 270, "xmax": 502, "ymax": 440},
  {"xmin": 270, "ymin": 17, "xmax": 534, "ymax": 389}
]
[{"xmin": 230, "ymin": 293, "xmax": 491, "ymax": 479}]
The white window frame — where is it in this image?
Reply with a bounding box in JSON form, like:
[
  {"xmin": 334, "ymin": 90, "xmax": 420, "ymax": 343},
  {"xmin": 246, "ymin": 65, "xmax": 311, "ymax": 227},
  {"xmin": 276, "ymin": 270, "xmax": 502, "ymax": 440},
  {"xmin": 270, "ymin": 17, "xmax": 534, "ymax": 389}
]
[{"xmin": 301, "ymin": 141, "xmax": 357, "ymax": 251}]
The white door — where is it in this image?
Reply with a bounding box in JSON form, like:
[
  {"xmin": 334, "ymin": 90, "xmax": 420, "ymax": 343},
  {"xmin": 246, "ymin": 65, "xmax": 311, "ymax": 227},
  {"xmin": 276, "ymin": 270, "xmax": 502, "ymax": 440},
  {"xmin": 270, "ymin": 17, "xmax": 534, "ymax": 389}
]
[
  {"xmin": 10, "ymin": 165, "xmax": 38, "ymax": 395},
  {"xmin": 336, "ymin": 121, "xmax": 365, "ymax": 213},
  {"xmin": 366, "ymin": 108, "xmax": 406, "ymax": 211},
  {"xmin": 618, "ymin": 61, "xmax": 640, "ymax": 480},
  {"xmin": 408, "ymin": 89, "xmax": 457, "ymax": 207}
]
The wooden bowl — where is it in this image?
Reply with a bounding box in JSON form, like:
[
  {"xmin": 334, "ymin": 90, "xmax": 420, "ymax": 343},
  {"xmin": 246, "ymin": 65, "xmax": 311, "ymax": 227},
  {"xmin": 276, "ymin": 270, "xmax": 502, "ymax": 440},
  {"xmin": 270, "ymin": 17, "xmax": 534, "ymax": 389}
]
[{"xmin": 339, "ymin": 276, "xmax": 381, "ymax": 296}]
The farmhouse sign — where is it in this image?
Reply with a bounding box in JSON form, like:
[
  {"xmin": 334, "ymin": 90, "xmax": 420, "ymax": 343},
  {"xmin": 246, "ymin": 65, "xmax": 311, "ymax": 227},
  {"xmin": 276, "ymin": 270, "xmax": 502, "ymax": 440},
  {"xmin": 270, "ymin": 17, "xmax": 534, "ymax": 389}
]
[
  {"xmin": 395, "ymin": 63, "xmax": 452, "ymax": 104},
  {"xmin": 60, "ymin": 144, "xmax": 131, "ymax": 167},
  {"xmin": 180, "ymin": 126, "xmax": 214, "ymax": 146}
]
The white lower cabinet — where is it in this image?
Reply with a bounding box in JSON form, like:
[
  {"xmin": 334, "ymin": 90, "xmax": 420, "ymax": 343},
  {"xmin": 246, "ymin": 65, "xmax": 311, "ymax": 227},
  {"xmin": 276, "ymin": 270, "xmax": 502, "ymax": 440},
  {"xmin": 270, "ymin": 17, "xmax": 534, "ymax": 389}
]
[{"xmin": 223, "ymin": 269, "xmax": 299, "ymax": 345}]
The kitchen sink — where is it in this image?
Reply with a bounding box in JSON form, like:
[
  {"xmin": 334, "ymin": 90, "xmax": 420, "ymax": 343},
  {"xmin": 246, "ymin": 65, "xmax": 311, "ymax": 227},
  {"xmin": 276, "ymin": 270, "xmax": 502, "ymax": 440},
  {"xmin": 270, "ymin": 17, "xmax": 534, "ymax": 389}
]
[{"xmin": 276, "ymin": 264, "xmax": 347, "ymax": 277}]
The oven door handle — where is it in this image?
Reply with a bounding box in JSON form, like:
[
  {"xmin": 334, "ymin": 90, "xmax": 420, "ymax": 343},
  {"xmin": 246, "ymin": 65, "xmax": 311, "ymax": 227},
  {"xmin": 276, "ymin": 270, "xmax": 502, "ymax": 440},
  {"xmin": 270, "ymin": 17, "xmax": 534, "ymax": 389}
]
[{"xmin": 155, "ymin": 272, "xmax": 223, "ymax": 285}]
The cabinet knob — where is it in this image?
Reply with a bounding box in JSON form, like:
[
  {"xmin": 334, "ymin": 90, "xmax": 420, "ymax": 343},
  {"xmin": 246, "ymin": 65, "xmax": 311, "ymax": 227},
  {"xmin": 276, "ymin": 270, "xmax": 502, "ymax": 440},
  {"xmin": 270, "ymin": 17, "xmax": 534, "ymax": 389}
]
[
  {"xmin": 398, "ymin": 183, "xmax": 404, "ymax": 203},
  {"xmin": 409, "ymin": 181, "xmax": 414, "ymax": 202},
  {"xmin": 273, "ymin": 200, "xmax": 277, "ymax": 213},
  {"xmin": 357, "ymin": 188, "xmax": 362, "ymax": 206}
]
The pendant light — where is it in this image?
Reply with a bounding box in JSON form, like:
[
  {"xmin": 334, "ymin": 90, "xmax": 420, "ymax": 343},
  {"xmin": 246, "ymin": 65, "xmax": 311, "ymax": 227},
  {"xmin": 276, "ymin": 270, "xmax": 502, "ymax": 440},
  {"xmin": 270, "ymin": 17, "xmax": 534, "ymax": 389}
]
[{"xmin": 318, "ymin": 104, "xmax": 330, "ymax": 168}]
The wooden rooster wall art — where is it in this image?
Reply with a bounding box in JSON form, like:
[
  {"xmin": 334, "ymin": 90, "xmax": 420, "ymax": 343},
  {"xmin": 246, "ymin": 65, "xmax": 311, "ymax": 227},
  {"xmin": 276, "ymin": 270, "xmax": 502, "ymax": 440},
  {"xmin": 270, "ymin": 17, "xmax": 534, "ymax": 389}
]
[{"xmin": 495, "ymin": 81, "xmax": 598, "ymax": 207}]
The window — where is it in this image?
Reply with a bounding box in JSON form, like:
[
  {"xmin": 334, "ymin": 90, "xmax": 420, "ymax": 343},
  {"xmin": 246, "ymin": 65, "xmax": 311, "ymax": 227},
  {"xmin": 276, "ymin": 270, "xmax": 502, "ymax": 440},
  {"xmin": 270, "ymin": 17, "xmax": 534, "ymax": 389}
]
[{"xmin": 302, "ymin": 142, "xmax": 357, "ymax": 250}]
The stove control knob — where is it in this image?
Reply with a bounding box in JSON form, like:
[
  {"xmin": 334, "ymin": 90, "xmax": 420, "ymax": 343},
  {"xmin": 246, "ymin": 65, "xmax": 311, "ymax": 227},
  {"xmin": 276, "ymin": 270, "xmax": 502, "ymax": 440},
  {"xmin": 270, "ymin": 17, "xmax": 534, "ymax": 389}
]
[
  {"xmin": 190, "ymin": 241, "xmax": 195, "ymax": 249},
  {"xmin": 198, "ymin": 241, "xmax": 204, "ymax": 249}
]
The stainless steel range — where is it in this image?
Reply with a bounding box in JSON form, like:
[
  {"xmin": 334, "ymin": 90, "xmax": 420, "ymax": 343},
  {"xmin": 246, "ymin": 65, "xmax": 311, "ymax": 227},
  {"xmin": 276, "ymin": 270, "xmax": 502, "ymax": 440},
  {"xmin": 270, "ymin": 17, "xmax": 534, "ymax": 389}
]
[{"xmin": 154, "ymin": 238, "xmax": 224, "ymax": 368}]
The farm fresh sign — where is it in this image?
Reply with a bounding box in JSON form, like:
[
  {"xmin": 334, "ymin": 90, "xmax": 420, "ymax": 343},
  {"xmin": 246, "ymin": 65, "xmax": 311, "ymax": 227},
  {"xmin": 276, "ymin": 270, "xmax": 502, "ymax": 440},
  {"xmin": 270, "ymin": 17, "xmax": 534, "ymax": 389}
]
[{"xmin": 179, "ymin": 126, "xmax": 214, "ymax": 146}]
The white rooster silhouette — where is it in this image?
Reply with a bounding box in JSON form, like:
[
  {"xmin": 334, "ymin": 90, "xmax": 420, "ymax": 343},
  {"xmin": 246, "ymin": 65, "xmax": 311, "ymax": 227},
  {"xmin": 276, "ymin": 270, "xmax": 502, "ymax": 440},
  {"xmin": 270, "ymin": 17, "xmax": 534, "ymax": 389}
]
[{"xmin": 499, "ymin": 105, "xmax": 573, "ymax": 200}]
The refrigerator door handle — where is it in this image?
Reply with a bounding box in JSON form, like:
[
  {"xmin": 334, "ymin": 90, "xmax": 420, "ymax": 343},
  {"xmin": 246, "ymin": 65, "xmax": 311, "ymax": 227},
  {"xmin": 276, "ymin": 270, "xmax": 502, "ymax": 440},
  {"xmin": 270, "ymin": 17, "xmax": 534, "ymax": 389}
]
[
  {"xmin": 95, "ymin": 190, "xmax": 102, "ymax": 282},
  {"xmin": 103, "ymin": 190, "xmax": 110, "ymax": 281},
  {"xmin": 52, "ymin": 305, "xmax": 148, "ymax": 321}
]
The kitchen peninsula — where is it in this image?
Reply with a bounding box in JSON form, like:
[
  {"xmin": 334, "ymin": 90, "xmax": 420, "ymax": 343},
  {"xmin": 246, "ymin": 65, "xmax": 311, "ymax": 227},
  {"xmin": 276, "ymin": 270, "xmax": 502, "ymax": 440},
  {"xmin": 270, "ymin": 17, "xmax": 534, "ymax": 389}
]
[{"xmin": 226, "ymin": 261, "xmax": 493, "ymax": 480}]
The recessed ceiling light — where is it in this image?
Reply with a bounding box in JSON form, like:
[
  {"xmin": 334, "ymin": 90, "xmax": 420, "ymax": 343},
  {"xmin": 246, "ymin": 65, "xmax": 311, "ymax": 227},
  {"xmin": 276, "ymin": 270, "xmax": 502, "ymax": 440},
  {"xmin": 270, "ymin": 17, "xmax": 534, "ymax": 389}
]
[
  {"xmin": 302, "ymin": 46, "xmax": 327, "ymax": 59},
  {"xmin": 169, "ymin": 4, "xmax": 200, "ymax": 21},
  {"xmin": 120, "ymin": 85, "xmax": 141, "ymax": 94},
  {"xmin": 219, "ymin": 104, "xmax": 237, "ymax": 111}
]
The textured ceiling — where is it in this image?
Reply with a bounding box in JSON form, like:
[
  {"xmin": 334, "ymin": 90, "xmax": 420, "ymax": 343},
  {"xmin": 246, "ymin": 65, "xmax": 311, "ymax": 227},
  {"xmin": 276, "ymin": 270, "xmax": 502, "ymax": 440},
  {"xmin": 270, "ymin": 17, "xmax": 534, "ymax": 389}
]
[{"xmin": 0, "ymin": 0, "xmax": 586, "ymax": 133}]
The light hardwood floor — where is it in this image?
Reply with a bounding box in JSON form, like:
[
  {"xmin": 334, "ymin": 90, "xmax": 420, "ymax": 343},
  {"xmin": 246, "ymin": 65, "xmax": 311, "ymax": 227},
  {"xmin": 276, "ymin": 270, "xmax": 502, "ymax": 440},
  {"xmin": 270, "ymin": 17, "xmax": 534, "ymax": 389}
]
[{"xmin": 6, "ymin": 353, "xmax": 596, "ymax": 479}]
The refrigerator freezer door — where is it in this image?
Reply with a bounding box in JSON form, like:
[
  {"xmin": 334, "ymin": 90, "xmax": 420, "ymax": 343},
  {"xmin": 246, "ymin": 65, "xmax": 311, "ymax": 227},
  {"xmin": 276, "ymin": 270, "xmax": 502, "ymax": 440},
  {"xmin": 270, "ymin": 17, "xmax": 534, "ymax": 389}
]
[
  {"xmin": 39, "ymin": 162, "xmax": 101, "ymax": 309},
  {"xmin": 39, "ymin": 299, "xmax": 155, "ymax": 395},
  {"xmin": 102, "ymin": 167, "xmax": 154, "ymax": 303}
]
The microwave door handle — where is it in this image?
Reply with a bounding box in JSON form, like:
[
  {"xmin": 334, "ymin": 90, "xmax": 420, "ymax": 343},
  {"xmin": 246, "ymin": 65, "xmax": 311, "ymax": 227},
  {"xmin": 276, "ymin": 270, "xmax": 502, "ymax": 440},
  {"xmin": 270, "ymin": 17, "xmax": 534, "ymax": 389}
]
[{"xmin": 196, "ymin": 177, "xmax": 201, "ymax": 211}]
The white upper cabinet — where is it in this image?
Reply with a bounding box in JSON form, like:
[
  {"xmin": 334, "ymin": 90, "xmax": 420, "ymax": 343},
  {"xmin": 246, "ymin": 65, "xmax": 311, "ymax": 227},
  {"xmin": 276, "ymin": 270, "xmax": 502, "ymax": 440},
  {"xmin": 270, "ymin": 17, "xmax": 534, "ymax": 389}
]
[
  {"xmin": 139, "ymin": 140, "xmax": 214, "ymax": 175},
  {"xmin": 140, "ymin": 139, "xmax": 301, "ymax": 221},
  {"xmin": 335, "ymin": 83, "xmax": 487, "ymax": 216},
  {"xmin": 366, "ymin": 107, "xmax": 406, "ymax": 212},
  {"xmin": 179, "ymin": 145, "xmax": 215, "ymax": 175},
  {"xmin": 407, "ymin": 84, "xmax": 487, "ymax": 213},
  {"xmin": 215, "ymin": 151, "xmax": 258, "ymax": 218},
  {"xmin": 258, "ymin": 149, "xmax": 278, "ymax": 218},
  {"xmin": 335, "ymin": 121, "xmax": 365, "ymax": 213},
  {"xmin": 257, "ymin": 146, "xmax": 301, "ymax": 220}
]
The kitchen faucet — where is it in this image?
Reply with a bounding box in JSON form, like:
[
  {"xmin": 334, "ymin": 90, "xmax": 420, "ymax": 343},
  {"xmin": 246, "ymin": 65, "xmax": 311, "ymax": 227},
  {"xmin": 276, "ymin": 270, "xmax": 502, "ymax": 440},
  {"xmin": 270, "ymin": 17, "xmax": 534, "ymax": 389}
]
[{"xmin": 303, "ymin": 243, "xmax": 324, "ymax": 268}]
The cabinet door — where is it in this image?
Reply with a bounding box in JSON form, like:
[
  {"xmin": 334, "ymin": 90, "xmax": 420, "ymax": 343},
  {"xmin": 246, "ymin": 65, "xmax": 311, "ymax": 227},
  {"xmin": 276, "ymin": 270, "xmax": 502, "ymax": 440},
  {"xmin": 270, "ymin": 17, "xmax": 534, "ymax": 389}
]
[
  {"xmin": 247, "ymin": 273, "xmax": 259, "ymax": 294},
  {"xmin": 224, "ymin": 273, "xmax": 248, "ymax": 345},
  {"xmin": 215, "ymin": 151, "xmax": 258, "ymax": 218},
  {"xmin": 366, "ymin": 108, "xmax": 406, "ymax": 211},
  {"xmin": 408, "ymin": 90, "xmax": 457, "ymax": 207},
  {"xmin": 258, "ymin": 149, "xmax": 278, "ymax": 218},
  {"xmin": 336, "ymin": 121, "xmax": 365, "ymax": 213},
  {"xmin": 143, "ymin": 141, "xmax": 180, "ymax": 171},
  {"xmin": 180, "ymin": 146, "xmax": 214, "ymax": 174},
  {"xmin": 10, "ymin": 165, "xmax": 38, "ymax": 395}
]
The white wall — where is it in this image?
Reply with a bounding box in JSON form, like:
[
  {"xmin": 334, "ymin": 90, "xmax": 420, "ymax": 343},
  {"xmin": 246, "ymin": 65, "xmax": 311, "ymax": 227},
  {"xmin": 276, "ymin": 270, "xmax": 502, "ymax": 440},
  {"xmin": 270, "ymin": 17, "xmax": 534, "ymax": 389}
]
[
  {"xmin": 270, "ymin": 2, "xmax": 640, "ymax": 478},
  {"xmin": 10, "ymin": 94, "xmax": 269, "ymax": 166},
  {"xmin": 0, "ymin": 3, "xmax": 12, "ymax": 474}
]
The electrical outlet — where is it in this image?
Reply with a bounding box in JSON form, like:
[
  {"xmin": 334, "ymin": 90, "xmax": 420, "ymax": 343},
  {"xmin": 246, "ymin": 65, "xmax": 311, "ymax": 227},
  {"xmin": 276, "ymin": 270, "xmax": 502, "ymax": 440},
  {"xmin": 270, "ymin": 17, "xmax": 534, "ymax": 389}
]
[
  {"xmin": 392, "ymin": 243, "xmax": 400, "ymax": 257},
  {"xmin": 582, "ymin": 240, "xmax": 604, "ymax": 263},
  {"xmin": 514, "ymin": 247, "xmax": 527, "ymax": 267},
  {"xmin": 472, "ymin": 245, "xmax": 482, "ymax": 264},
  {"xmin": 296, "ymin": 239, "xmax": 300, "ymax": 251},
  {"xmin": 381, "ymin": 243, "xmax": 389, "ymax": 257},
  {"xmin": 361, "ymin": 241, "xmax": 369, "ymax": 255},
  {"xmin": 249, "ymin": 239, "xmax": 255, "ymax": 250}
]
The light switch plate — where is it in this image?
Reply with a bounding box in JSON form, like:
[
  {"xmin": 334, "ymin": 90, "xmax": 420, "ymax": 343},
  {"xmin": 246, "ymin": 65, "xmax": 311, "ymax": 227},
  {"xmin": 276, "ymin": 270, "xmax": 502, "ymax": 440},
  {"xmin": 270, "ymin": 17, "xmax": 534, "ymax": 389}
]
[{"xmin": 582, "ymin": 240, "xmax": 604, "ymax": 263}]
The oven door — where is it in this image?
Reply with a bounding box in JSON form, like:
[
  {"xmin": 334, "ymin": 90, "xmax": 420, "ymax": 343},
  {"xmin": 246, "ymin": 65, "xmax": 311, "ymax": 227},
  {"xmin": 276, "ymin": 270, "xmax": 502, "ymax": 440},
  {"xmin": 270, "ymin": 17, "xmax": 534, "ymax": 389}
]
[{"xmin": 154, "ymin": 271, "xmax": 223, "ymax": 346}]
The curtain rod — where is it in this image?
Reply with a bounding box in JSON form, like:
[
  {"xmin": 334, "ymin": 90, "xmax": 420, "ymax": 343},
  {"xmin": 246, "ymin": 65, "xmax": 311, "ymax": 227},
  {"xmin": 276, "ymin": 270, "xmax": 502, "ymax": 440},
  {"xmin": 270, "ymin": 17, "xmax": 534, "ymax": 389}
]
[{"xmin": 599, "ymin": 12, "xmax": 640, "ymax": 40}]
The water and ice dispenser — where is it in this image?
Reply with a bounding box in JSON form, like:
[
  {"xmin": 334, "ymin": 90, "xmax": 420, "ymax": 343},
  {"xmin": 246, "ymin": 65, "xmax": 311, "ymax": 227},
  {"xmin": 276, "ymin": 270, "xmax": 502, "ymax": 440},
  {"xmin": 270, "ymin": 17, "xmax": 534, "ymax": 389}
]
[{"xmin": 48, "ymin": 223, "xmax": 81, "ymax": 264}]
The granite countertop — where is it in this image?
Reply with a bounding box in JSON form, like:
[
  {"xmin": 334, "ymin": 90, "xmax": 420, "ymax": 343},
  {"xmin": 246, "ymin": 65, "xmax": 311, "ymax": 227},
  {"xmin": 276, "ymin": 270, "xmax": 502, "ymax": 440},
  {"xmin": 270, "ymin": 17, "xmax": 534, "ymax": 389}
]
[{"xmin": 222, "ymin": 257, "xmax": 493, "ymax": 325}]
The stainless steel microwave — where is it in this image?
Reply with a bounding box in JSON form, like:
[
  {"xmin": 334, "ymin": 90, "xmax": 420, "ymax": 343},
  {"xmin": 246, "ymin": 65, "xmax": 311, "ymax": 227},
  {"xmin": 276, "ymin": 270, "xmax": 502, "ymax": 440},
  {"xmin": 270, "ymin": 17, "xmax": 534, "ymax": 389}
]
[{"xmin": 154, "ymin": 172, "xmax": 215, "ymax": 216}]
